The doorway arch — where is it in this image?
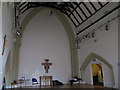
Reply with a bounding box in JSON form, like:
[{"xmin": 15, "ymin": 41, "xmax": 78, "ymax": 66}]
[
  {"xmin": 80, "ymin": 52, "xmax": 115, "ymax": 86},
  {"xmin": 13, "ymin": 7, "xmax": 78, "ymax": 78}
]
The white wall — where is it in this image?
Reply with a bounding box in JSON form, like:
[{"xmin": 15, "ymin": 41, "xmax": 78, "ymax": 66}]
[
  {"xmin": 102, "ymin": 61, "xmax": 113, "ymax": 87},
  {"xmin": 78, "ymin": 10, "xmax": 118, "ymax": 88},
  {"xmin": 2, "ymin": 2, "xmax": 14, "ymax": 88},
  {"xmin": 84, "ymin": 64, "xmax": 93, "ymax": 85},
  {"xmin": 18, "ymin": 10, "xmax": 71, "ymax": 85}
]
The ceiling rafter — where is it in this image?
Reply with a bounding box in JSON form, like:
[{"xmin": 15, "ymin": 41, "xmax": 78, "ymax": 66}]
[
  {"xmin": 58, "ymin": 3, "xmax": 71, "ymax": 13},
  {"xmin": 19, "ymin": 2, "xmax": 27, "ymax": 7},
  {"xmin": 82, "ymin": 2, "xmax": 92, "ymax": 16},
  {"xmin": 68, "ymin": 15, "xmax": 77, "ymax": 27},
  {"xmin": 97, "ymin": 0, "xmax": 103, "ymax": 7},
  {"xmin": 66, "ymin": 4, "xmax": 81, "ymax": 25},
  {"xmin": 19, "ymin": 3, "xmax": 28, "ymax": 12},
  {"xmin": 77, "ymin": 4, "xmax": 120, "ymax": 35},
  {"xmin": 15, "ymin": 2, "xmax": 115, "ymax": 35},
  {"xmin": 69, "ymin": 2, "xmax": 84, "ymax": 26},
  {"xmin": 65, "ymin": 3, "xmax": 80, "ymax": 26},
  {"xmin": 69, "ymin": 2, "xmax": 82, "ymax": 16},
  {"xmin": 58, "ymin": 4, "xmax": 77, "ymax": 27},
  {"xmin": 65, "ymin": 2, "xmax": 75, "ymax": 9},
  {"xmin": 62, "ymin": 3, "xmax": 72, "ymax": 13},
  {"xmin": 89, "ymin": 2, "xmax": 97, "ymax": 12},
  {"xmin": 76, "ymin": 3, "xmax": 88, "ymax": 19},
  {"xmin": 76, "ymin": 2, "xmax": 109, "ymax": 27}
]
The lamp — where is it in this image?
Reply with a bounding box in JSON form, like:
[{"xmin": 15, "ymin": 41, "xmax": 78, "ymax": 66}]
[
  {"xmin": 91, "ymin": 31, "xmax": 95, "ymax": 38},
  {"xmin": 105, "ymin": 24, "xmax": 109, "ymax": 31},
  {"xmin": 17, "ymin": 31, "xmax": 21, "ymax": 36}
]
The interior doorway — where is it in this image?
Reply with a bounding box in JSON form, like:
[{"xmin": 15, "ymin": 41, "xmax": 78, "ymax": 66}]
[{"xmin": 92, "ymin": 63, "xmax": 104, "ymax": 86}]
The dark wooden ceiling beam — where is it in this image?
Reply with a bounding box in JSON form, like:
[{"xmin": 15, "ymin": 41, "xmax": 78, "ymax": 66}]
[
  {"xmin": 74, "ymin": 8, "xmax": 84, "ymax": 22},
  {"xmin": 64, "ymin": 3, "xmax": 80, "ymax": 26},
  {"xmin": 82, "ymin": 2, "xmax": 92, "ymax": 16},
  {"xmin": 19, "ymin": 2, "xmax": 27, "ymax": 7},
  {"xmin": 97, "ymin": 0, "xmax": 103, "ymax": 8},
  {"xmin": 69, "ymin": 2, "xmax": 82, "ymax": 15},
  {"xmin": 63, "ymin": 6, "xmax": 77, "ymax": 27},
  {"xmin": 16, "ymin": 2, "xmax": 111, "ymax": 31},
  {"xmin": 69, "ymin": 3, "xmax": 83, "ymax": 25},
  {"xmin": 76, "ymin": 3, "xmax": 88, "ymax": 19},
  {"xmin": 66, "ymin": 2, "xmax": 73, "ymax": 8},
  {"xmin": 71, "ymin": 14, "xmax": 81, "ymax": 26},
  {"xmin": 89, "ymin": 2, "xmax": 97, "ymax": 12},
  {"xmin": 19, "ymin": 3, "xmax": 28, "ymax": 12},
  {"xmin": 52, "ymin": 4, "xmax": 70, "ymax": 16},
  {"xmin": 21, "ymin": 6, "xmax": 29, "ymax": 14},
  {"xmin": 77, "ymin": 2, "xmax": 109, "ymax": 27},
  {"xmin": 68, "ymin": 15, "xmax": 77, "ymax": 27},
  {"xmin": 72, "ymin": 2, "xmax": 84, "ymax": 22},
  {"xmin": 77, "ymin": 4, "xmax": 120, "ymax": 35},
  {"xmin": 60, "ymin": 3, "xmax": 72, "ymax": 13},
  {"xmin": 61, "ymin": 6, "xmax": 70, "ymax": 17},
  {"xmin": 72, "ymin": 2, "xmax": 79, "ymax": 6}
]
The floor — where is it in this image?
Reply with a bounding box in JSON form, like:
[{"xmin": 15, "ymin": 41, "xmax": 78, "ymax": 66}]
[{"xmin": 8, "ymin": 84, "xmax": 118, "ymax": 90}]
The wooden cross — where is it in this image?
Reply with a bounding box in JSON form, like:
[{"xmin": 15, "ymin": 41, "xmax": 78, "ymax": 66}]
[
  {"xmin": 42, "ymin": 59, "xmax": 52, "ymax": 73},
  {"xmin": 2, "ymin": 35, "xmax": 7, "ymax": 55}
]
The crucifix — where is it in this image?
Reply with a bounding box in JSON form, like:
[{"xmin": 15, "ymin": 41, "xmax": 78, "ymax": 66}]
[
  {"xmin": 42, "ymin": 59, "xmax": 52, "ymax": 73},
  {"xmin": 2, "ymin": 35, "xmax": 7, "ymax": 55}
]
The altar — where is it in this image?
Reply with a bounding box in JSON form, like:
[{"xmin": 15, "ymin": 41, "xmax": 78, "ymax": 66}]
[{"xmin": 40, "ymin": 76, "xmax": 52, "ymax": 87}]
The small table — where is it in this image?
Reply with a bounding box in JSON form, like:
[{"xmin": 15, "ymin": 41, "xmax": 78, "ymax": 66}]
[
  {"xmin": 11, "ymin": 79, "xmax": 29, "ymax": 88},
  {"xmin": 40, "ymin": 76, "xmax": 52, "ymax": 87}
]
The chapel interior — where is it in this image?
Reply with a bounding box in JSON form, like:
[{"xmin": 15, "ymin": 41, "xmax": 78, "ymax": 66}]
[{"xmin": 0, "ymin": 0, "xmax": 120, "ymax": 89}]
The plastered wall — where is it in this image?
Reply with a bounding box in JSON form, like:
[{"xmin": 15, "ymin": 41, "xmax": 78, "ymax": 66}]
[
  {"xmin": 78, "ymin": 10, "xmax": 118, "ymax": 88},
  {"xmin": 18, "ymin": 10, "xmax": 72, "ymax": 85}
]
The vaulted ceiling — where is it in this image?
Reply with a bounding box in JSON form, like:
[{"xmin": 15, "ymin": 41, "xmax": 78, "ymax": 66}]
[{"xmin": 15, "ymin": 2, "xmax": 120, "ymax": 35}]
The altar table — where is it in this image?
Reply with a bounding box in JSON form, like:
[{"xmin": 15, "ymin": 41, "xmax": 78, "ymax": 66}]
[{"xmin": 40, "ymin": 76, "xmax": 52, "ymax": 87}]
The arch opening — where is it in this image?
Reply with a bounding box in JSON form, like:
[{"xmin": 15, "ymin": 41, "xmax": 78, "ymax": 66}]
[
  {"xmin": 80, "ymin": 52, "xmax": 115, "ymax": 87},
  {"xmin": 13, "ymin": 7, "xmax": 78, "ymax": 80}
]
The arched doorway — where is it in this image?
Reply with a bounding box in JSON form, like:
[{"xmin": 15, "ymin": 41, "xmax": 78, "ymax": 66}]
[
  {"xmin": 80, "ymin": 53, "xmax": 115, "ymax": 87},
  {"xmin": 13, "ymin": 7, "xmax": 78, "ymax": 81}
]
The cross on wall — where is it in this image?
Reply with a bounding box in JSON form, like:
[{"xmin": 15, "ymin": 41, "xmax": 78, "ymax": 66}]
[
  {"xmin": 42, "ymin": 59, "xmax": 52, "ymax": 73},
  {"xmin": 2, "ymin": 35, "xmax": 7, "ymax": 55}
]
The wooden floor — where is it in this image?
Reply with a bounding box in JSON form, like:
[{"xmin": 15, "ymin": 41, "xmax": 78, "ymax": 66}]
[{"xmin": 8, "ymin": 84, "xmax": 118, "ymax": 89}]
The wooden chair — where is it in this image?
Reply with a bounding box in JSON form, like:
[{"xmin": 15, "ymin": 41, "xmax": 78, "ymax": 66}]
[{"xmin": 40, "ymin": 76, "xmax": 52, "ymax": 87}]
